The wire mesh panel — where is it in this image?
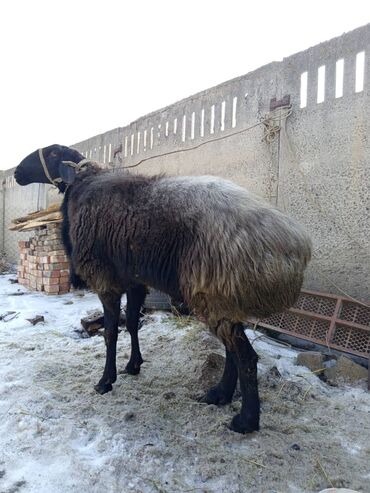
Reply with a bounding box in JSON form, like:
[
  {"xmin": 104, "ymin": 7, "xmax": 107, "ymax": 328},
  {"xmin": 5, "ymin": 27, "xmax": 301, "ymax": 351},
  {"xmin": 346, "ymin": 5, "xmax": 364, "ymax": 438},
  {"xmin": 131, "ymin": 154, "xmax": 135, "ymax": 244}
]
[{"xmin": 256, "ymin": 290, "xmax": 370, "ymax": 360}]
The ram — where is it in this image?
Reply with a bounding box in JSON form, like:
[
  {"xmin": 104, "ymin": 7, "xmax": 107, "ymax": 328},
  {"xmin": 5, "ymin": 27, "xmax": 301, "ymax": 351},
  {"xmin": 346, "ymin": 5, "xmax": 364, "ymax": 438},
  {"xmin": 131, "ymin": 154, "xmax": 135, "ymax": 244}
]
[{"xmin": 15, "ymin": 144, "xmax": 311, "ymax": 433}]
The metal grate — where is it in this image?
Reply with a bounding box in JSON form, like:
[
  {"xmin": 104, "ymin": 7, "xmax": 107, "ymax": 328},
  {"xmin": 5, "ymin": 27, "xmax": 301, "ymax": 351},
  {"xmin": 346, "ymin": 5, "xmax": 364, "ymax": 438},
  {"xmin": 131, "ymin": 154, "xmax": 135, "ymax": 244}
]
[
  {"xmin": 253, "ymin": 290, "xmax": 370, "ymax": 361},
  {"xmin": 293, "ymin": 292, "xmax": 337, "ymax": 317},
  {"xmin": 340, "ymin": 301, "xmax": 370, "ymax": 327},
  {"xmin": 332, "ymin": 325, "xmax": 370, "ymax": 354}
]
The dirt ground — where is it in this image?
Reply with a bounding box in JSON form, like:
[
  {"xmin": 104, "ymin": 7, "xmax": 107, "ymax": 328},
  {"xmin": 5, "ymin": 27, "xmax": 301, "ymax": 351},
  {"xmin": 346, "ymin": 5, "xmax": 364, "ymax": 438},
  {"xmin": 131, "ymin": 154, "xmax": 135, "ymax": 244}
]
[{"xmin": 0, "ymin": 276, "xmax": 369, "ymax": 493}]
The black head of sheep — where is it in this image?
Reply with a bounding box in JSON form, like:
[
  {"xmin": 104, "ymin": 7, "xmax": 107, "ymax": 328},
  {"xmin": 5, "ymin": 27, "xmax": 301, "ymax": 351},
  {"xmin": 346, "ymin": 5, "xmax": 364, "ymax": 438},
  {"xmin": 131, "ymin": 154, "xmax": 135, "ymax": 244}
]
[
  {"xmin": 14, "ymin": 144, "xmax": 85, "ymax": 190},
  {"xmin": 14, "ymin": 144, "xmax": 312, "ymax": 434}
]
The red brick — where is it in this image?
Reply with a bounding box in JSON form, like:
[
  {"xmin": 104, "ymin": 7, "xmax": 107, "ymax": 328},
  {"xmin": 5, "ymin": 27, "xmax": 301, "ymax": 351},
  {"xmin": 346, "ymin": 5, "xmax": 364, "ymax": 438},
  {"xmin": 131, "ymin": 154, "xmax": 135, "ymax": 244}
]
[
  {"xmin": 44, "ymin": 285, "xmax": 59, "ymax": 294},
  {"xmin": 59, "ymin": 282, "xmax": 71, "ymax": 291},
  {"xmin": 18, "ymin": 241, "xmax": 30, "ymax": 248},
  {"xmin": 42, "ymin": 271, "xmax": 60, "ymax": 278},
  {"xmin": 49, "ymin": 255, "xmax": 68, "ymax": 263},
  {"xmin": 48, "ymin": 250, "xmax": 66, "ymax": 257},
  {"xmin": 43, "ymin": 277, "xmax": 60, "ymax": 286},
  {"xmin": 47, "ymin": 233, "xmax": 62, "ymax": 241},
  {"xmin": 47, "ymin": 262, "xmax": 69, "ymax": 270}
]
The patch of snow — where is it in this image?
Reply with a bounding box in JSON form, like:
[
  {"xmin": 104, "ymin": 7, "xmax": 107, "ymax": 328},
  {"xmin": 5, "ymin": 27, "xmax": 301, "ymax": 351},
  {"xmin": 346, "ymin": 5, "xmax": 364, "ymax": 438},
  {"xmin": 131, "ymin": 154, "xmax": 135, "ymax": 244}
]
[{"xmin": 0, "ymin": 275, "xmax": 369, "ymax": 493}]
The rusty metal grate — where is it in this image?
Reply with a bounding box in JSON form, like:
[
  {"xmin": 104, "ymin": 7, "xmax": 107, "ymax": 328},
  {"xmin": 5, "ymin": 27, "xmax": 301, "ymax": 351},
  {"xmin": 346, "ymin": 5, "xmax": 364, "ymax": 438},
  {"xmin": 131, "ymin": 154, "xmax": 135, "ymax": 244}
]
[
  {"xmin": 251, "ymin": 290, "xmax": 370, "ymax": 388},
  {"xmin": 255, "ymin": 290, "xmax": 370, "ymax": 358}
]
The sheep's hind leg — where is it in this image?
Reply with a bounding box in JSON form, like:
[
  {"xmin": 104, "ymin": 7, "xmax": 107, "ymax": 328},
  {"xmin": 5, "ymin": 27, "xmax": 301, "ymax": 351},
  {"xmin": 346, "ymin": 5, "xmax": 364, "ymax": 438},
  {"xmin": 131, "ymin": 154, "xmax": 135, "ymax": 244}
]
[
  {"xmin": 199, "ymin": 348, "xmax": 238, "ymax": 405},
  {"xmin": 95, "ymin": 292, "xmax": 121, "ymax": 395},
  {"xmin": 123, "ymin": 284, "xmax": 147, "ymax": 375},
  {"xmin": 229, "ymin": 323, "xmax": 260, "ymax": 434}
]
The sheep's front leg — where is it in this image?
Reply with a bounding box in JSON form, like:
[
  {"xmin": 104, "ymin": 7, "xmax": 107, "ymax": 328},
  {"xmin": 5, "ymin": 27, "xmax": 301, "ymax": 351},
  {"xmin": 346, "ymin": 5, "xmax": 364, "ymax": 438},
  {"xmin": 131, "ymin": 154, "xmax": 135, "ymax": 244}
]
[
  {"xmin": 124, "ymin": 284, "xmax": 147, "ymax": 375},
  {"xmin": 200, "ymin": 348, "xmax": 238, "ymax": 404},
  {"xmin": 229, "ymin": 323, "xmax": 260, "ymax": 434},
  {"xmin": 95, "ymin": 292, "xmax": 121, "ymax": 395}
]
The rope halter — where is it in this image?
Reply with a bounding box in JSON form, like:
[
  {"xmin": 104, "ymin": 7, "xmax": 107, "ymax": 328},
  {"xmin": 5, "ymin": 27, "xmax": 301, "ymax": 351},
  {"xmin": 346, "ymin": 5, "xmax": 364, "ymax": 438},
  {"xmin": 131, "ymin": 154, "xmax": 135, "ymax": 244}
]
[{"xmin": 38, "ymin": 148, "xmax": 91, "ymax": 187}]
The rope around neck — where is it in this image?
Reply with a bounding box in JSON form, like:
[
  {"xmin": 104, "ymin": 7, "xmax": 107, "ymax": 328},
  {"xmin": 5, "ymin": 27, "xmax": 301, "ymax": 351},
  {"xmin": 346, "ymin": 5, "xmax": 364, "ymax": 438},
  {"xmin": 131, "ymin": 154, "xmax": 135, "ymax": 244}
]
[
  {"xmin": 38, "ymin": 149, "xmax": 93, "ymax": 188},
  {"xmin": 38, "ymin": 149, "xmax": 62, "ymax": 186}
]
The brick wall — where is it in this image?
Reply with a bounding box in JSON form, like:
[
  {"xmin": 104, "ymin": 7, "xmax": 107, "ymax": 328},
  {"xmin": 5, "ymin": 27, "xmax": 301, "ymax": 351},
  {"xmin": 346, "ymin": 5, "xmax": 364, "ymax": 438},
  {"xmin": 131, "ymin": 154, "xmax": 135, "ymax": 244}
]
[{"xmin": 17, "ymin": 223, "xmax": 70, "ymax": 295}]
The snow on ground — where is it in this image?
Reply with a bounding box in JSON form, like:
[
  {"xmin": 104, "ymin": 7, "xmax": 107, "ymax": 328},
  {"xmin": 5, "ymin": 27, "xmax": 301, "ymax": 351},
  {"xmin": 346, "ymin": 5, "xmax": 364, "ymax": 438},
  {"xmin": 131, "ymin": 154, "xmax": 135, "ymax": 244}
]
[{"xmin": 0, "ymin": 274, "xmax": 369, "ymax": 493}]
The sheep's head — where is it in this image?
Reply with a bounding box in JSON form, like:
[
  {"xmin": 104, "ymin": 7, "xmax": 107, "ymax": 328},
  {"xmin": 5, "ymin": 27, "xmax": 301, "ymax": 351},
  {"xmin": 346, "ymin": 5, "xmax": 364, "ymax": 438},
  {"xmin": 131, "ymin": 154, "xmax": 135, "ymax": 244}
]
[{"xmin": 14, "ymin": 144, "xmax": 85, "ymax": 189}]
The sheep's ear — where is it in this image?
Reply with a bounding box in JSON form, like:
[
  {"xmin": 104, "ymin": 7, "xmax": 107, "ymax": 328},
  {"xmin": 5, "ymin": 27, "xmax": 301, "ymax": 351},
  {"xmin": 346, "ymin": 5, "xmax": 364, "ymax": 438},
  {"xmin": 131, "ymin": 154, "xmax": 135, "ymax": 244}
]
[{"xmin": 58, "ymin": 163, "xmax": 77, "ymax": 184}]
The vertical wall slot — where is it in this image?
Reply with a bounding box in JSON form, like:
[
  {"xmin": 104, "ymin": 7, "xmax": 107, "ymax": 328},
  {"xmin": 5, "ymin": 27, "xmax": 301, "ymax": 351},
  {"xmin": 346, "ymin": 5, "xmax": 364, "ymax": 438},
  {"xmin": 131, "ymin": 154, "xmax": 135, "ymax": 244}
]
[
  {"xmin": 191, "ymin": 112, "xmax": 195, "ymax": 140},
  {"xmin": 143, "ymin": 130, "xmax": 147, "ymax": 151},
  {"xmin": 150, "ymin": 127, "xmax": 154, "ymax": 149},
  {"xmin": 130, "ymin": 135, "xmax": 134, "ymax": 156},
  {"xmin": 173, "ymin": 118, "xmax": 177, "ymax": 135},
  {"xmin": 335, "ymin": 59, "xmax": 344, "ymax": 98},
  {"xmin": 200, "ymin": 108, "xmax": 205, "ymax": 137},
  {"xmin": 210, "ymin": 105, "xmax": 215, "ymax": 134},
  {"xmin": 221, "ymin": 101, "xmax": 226, "ymax": 131},
  {"xmin": 182, "ymin": 115, "xmax": 187, "ymax": 142},
  {"xmin": 103, "ymin": 145, "xmax": 106, "ymax": 163},
  {"xmin": 124, "ymin": 136, "xmax": 128, "ymax": 157},
  {"xmin": 232, "ymin": 96, "xmax": 237, "ymax": 128},
  {"xmin": 317, "ymin": 65, "xmax": 325, "ymax": 103},
  {"xmin": 108, "ymin": 144, "xmax": 112, "ymax": 163},
  {"xmin": 137, "ymin": 132, "xmax": 141, "ymax": 154}
]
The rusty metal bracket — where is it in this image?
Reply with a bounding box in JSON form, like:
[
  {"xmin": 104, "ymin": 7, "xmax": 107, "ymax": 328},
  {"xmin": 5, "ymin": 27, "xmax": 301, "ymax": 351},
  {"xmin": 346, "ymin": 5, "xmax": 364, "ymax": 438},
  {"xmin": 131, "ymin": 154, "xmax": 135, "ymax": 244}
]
[{"xmin": 270, "ymin": 95, "xmax": 291, "ymax": 111}]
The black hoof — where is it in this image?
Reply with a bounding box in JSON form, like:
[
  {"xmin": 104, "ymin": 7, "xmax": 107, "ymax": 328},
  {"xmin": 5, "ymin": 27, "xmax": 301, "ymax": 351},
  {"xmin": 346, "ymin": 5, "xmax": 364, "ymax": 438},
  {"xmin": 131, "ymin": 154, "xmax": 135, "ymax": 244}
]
[
  {"xmin": 123, "ymin": 362, "xmax": 141, "ymax": 375},
  {"xmin": 199, "ymin": 385, "xmax": 233, "ymax": 405},
  {"xmin": 123, "ymin": 357, "xmax": 143, "ymax": 375},
  {"xmin": 229, "ymin": 413, "xmax": 259, "ymax": 434},
  {"xmin": 94, "ymin": 382, "xmax": 113, "ymax": 394}
]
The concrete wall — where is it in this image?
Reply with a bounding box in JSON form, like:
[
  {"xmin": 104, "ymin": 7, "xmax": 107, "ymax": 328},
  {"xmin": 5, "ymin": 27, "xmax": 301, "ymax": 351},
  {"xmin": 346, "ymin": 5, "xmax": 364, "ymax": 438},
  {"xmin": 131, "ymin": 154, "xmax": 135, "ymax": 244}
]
[
  {"xmin": 0, "ymin": 169, "xmax": 50, "ymax": 262},
  {"xmin": 2, "ymin": 24, "xmax": 369, "ymax": 300}
]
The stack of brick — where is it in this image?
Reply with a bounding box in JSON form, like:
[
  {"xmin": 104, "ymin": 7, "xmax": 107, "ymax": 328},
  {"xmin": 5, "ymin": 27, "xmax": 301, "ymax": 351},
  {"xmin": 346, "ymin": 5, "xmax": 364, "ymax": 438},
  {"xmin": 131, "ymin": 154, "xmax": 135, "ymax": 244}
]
[{"xmin": 17, "ymin": 223, "xmax": 70, "ymax": 295}]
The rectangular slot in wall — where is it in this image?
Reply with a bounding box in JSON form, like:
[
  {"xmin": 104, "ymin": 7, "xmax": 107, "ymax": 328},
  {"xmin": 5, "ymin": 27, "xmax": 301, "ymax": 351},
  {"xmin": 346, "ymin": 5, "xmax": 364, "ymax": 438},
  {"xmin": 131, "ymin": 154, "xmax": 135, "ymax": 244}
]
[
  {"xmin": 355, "ymin": 51, "xmax": 365, "ymax": 93},
  {"xmin": 137, "ymin": 132, "xmax": 141, "ymax": 154},
  {"xmin": 335, "ymin": 59, "xmax": 344, "ymax": 98},
  {"xmin": 317, "ymin": 65, "xmax": 325, "ymax": 103},
  {"xmin": 191, "ymin": 112, "xmax": 195, "ymax": 140},
  {"xmin": 200, "ymin": 108, "xmax": 205, "ymax": 137},
  {"xmin": 300, "ymin": 72, "xmax": 308, "ymax": 108},
  {"xmin": 182, "ymin": 115, "xmax": 187, "ymax": 142},
  {"xmin": 232, "ymin": 96, "xmax": 237, "ymax": 128},
  {"xmin": 130, "ymin": 135, "xmax": 134, "ymax": 156},
  {"xmin": 221, "ymin": 101, "xmax": 226, "ymax": 131},
  {"xmin": 143, "ymin": 130, "xmax": 147, "ymax": 151},
  {"xmin": 173, "ymin": 118, "xmax": 177, "ymax": 135},
  {"xmin": 124, "ymin": 136, "xmax": 128, "ymax": 157},
  {"xmin": 210, "ymin": 105, "xmax": 215, "ymax": 134}
]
